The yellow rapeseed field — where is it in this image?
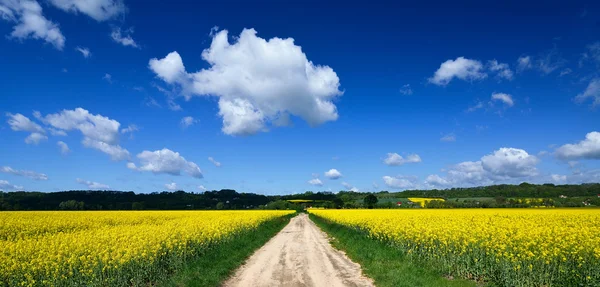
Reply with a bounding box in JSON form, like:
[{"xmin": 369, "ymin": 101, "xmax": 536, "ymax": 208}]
[
  {"xmin": 309, "ymin": 209, "xmax": 600, "ymax": 286},
  {"xmin": 0, "ymin": 210, "xmax": 293, "ymax": 287}
]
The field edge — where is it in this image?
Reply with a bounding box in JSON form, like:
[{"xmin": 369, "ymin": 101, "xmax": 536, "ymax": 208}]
[
  {"xmin": 158, "ymin": 213, "xmax": 295, "ymax": 287},
  {"xmin": 309, "ymin": 213, "xmax": 478, "ymax": 287}
]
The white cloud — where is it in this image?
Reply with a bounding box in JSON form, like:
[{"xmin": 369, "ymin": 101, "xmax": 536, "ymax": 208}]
[
  {"xmin": 165, "ymin": 182, "xmax": 177, "ymax": 191},
  {"xmin": 481, "ymin": 148, "xmax": 539, "ymax": 178},
  {"xmin": 42, "ymin": 108, "xmax": 120, "ymax": 144},
  {"xmin": 440, "ymin": 134, "xmax": 456, "ymax": 142},
  {"xmin": 103, "ymin": 73, "xmax": 112, "ymax": 83},
  {"xmin": 49, "ymin": 128, "xmax": 67, "ymax": 136},
  {"xmin": 180, "ymin": 116, "xmax": 197, "ymax": 129},
  {"xmin": 428, "ymin": 57, "xmax": 486, "ymax": 85},
  {"xmin": 25, "ymin": 132, "xmax": 47, "ymax": 144},
  {"xmin": 516, "ymin": 56, "xmax": 532, "ymax": 72},
  {"xmin": 149, "ymin": 52, "xmax": 184, "ymax": 84},
  {"xmin": 6, "ymin": 112, "xmax": 44, "ymax": 133},
  {"xmin": 488, "ymin": 60, "xmax": 513, "ymax": 80},
  {"xmin": 40, "ymin": 108, "xmax": 129, "ymax": 160},
  {"xmin": 491, "ymin": 93, "xmax": 514, "ymax": 107},
  {"xmin": 399, "ymin": 84, "xmax": 413, "ymax": 95},
  {"xmin": 208, "ymin": 156, "xmax": 221, "ymax": 167},
  {"xmin": 559, "ymin": 68, "xmax": 572, "ymax": 77},
  {"xmin": 6, "ymin": 112, "xmax": 48, "ymax": 143},
  {"xmin": 341, "ymin": 181, "xmax": 358, "ymax": 192},
  {"xmin": 0, "ymin": 179, "xmax": 23, "ymax": 190},
  {"xmin": 198, "ymin": 185, "xmax": 207, "ymax": 191},
  {"xmin": 149, "ymin": 28, "xmax": 342, "ymax": 136},
  {"xmin": 466, "ymin": 101, "xmax": 484, "ymax": 112},
  {"xmin": 57, "ymin": 141, "xmax": 69, "ymax": 154},
  {"xmin": 427, "ymin": 147, "xmax": 539, "ymax": 188},
  {"xmin": 324, "ymin": 168, "xmax": 342, "ymax": 179},
  {"xmin": 110, "ymin": 27, "xmax": 139, "ymax": 48},
  {"xmin": 551, "ymin": 174, "xmax": 567, "ymax": 183},
  {"xmin": 82, "ymin": 138, "xmax": 129, "ymax": 160},
  {"xmin": 308, "ymin": 178, "xmax": 323, "ymax": 186},
  {"xmin": 75, "ymin": 46, "xmax": 91, "ymax": 58},
  {"xmin": 49, "ymin": 0, "xmax": 125, "ymax": 21},
  {"xmin": 0, "ymin": 0, "xmax": 65, "ymax": 49},
  {"xmin": 537, "ymin": 48, "xmax": 565, "ymax": 74},
  {"xmin": 575, "ymin": 78, "xmax": 600, "ymax": 107},
  {"xmin": 581, "ymin": 42, "xmax": 600, "ymax": 65},
  {"xmin": 1, "ymin": 166, "xmax": 47, "ymax": 180},
  {"xmin": 128, "ymin": 148, "xmax": 203, "ymax": 178},
  {"xmin": 382, "ymin": 175, "xmax": 417, "ymax": 189},
  {"xmin": 76, "ymin": 178, "xmax": 109, "ymax": 189},
  {"xmin": 120, "ymin": 124, "xmax": 138, "ymax": 134},
  {"xmin": 425, "ymin": 174, "xmax": 450, "ymax": 187},
  {"xmin": 383, "ymin": 153, "xmax": 422, "ymax": 166},
  {"xmin": 555, "ymin": 131, "xmax": 600, "ymax": 160}
]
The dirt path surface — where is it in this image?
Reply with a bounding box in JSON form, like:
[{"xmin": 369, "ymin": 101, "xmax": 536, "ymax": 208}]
[{"xmin": 223, "ymin": 213, "xmax": 374, "ymax": 287}]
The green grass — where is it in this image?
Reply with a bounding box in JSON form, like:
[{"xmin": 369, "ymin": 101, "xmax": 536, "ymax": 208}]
[
  {"xmin": 310, "ymin": 214, "xmax": 478, "ymax": 287},
  {"xmin": 158, "ymin": 214, "xmax": 293, "ymax": 287}
]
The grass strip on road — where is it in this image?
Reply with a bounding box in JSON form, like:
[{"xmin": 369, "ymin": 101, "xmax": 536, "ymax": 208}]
[
  {"xmin": 310, "ymin": 213, "xmax": 478, "ymax": 287},
  {"xmin": 159, "ymin": 213, "xmax": 294, "ymax": 287}
]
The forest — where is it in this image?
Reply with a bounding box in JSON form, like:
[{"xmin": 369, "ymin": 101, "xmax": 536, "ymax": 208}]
[{"xmin": 1, "ymin": 182, "xmax": 599, "ymax": 210}]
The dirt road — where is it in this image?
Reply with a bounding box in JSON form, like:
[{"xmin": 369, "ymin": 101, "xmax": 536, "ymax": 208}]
[{"xmin": 223, "ymin": 213, "xmax": 374, "ymax": 287}]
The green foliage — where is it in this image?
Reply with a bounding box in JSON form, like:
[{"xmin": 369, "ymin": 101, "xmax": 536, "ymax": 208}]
[
  {"xmin": 364, "ymin": 194, "xmax": 378, "ymax": 208},
  {"xmin": 159, "ymin": 214, "xmax": 292, "ymax": 287},
  {"xmin": 58, "ymin": 200, "xmax": 84, "ymax": 210},
  {"xmin": 310, "ymin": 214, "xmax": 476, "ymax": 287}
]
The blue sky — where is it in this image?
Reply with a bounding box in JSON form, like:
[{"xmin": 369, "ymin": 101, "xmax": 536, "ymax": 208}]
[{"xmin": 1, "ymin": 0, "xmax": 599, "ymax": 194}]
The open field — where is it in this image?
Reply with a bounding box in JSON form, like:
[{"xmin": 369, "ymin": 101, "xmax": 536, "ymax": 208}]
[
  {"xmin": 309, "ymin": 209, "xmax": 600, "ymax": 286},
  {"xmin": 0, "ymin": 210, "xmax": 294, "ymax": 287}
]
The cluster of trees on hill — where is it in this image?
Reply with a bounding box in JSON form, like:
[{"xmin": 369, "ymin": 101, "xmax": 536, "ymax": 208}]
[{"xmin": 1, "ymin": 183, "xmax": 599, "ymax": 211}]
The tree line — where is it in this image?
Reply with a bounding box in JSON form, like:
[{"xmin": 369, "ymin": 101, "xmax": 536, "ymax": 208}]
[{"xmin": 1, "ymin": 182, "xmax": 599, "ymax": 211}]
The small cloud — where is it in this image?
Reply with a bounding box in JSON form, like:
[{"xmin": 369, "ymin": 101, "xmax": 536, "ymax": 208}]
[
  {"xmin": 111, "ymin": 27, "xmax": 139, "ymax": 48},
  {"xmin": 308, "ymin": 178, "xmax": 323, "ymax": 186},
  {"xmin": 165, "ymin": 182, "xmax": 177, "ymax": 191},
  {"xmin": 198, "ymin": 185, "xmax": 207, "ymax": 191},
  {"xmin": 208, "ymin": 156, "xmax": 221, "ymax": 167},
  {"xmin": 103, "ymin": 73, "xmax": 112, "ymax": 83},
  {"xmin": 491, "ymin": 93, "xmax": 514, "ymax": 107},
  {"xmin": 0, "ymin": 179, "xmax": 23, "ymax": 191},
  {"xmin": 180, "ymin": 116, "xmax": 197, "ymax": 128},
  {"xmin": 440, "ymin": 133, "xmax": 456, "ymax": 142},
  {"xmin": 62, "ymin": 68, "xmax": 68, "ymax": 73},
  {"xmin": 76, "ymin": 178, "xmax": 109, "ymax": 189},
  {"xmin": 516, "ymin": 55, "xmax": 532, "ymax": 72},
  {"xmin": 144, "ymin": 97, "xmax": 161, "ymax": 108},
  {"xmin": 121, "ymin": 124, "xmax": 139, "ymax": 134},
  {"xmin": 75, "ymin": 46, "xmax": 91, "ymax": 58},
  {"xmin": 1, "ymin": 166, "xmax": 48, "ymax": 180},
  {"xmin": 466, "ymin": 101, "xmax": 484, "ymax": 112},
  {"xmin": 324, "ymin": 169, "xmax": 342, "ymax": 179},
  {"xmin": 383, "ymin": 153, "xmax": 422, "ymax": 166},
  {"xmin": 341, "ymin": 181, "xmax": 358, "ymax": 192},
  {"xmin": 399, "ymin": 84, "xmax": 413, "ymax": 95},
  {"xmin": 559, "ymin": 68, "xmax": 572, "ymax": 77},
  {"xmin": 488, "ymin": 60, "xmax": 513, "ymax": 80},
  {"xmin": 57, "ymin": 141, "xmax": 70, "ymax": 155},
  {"xmin": 133, "ymin": 86, "xmax": 144, "ymax": 92},
  {"xmin": 428, "ymin": 57, "xmax": 486, "ymax": 86}
]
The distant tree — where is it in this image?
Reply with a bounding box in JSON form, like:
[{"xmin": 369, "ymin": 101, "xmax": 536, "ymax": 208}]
[
  {"xmin": 59, "ymin": 200, "xmax": 84, "ymax": 210},
  {"xmin": 132, "ymin": 202, "xmax": 145, "ymax": 210},
  {"xmin": 364, "ymin": 194, "xmax": 378, "ymax": 209},
  {"xmin": 216, "ymin": 202, "xmax": 225, "ymax": 210}
]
